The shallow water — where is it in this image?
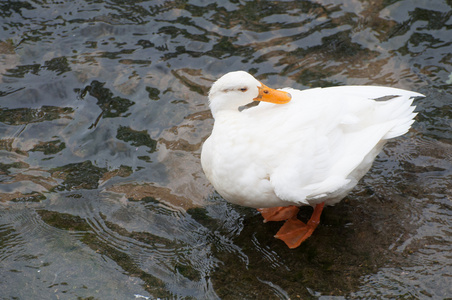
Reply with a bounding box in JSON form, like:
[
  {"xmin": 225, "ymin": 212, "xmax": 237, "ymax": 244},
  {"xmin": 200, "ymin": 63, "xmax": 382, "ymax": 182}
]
[{"xmin": 0, "ymin": 0, "xmax": 451, "ymax": 298}]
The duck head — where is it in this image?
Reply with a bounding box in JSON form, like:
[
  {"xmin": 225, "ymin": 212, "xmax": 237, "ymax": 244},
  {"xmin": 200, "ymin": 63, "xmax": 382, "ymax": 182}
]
[{"xmin": 208, "ymin": 71, "xmax": 292, "ymax": 117}]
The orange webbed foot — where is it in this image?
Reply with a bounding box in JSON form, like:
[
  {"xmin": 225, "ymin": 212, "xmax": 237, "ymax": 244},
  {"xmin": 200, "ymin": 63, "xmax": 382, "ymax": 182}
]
[
  {"xmin": 274, "ymin": 218, "xmax": 311, "ymax": 249},
  {"xmin": 274, "ymin": 202, "xmax": 325, "ymax": 249},
  {"xmin": 257, "ymin": 206, "xmax": 299, "ymax": 222}
]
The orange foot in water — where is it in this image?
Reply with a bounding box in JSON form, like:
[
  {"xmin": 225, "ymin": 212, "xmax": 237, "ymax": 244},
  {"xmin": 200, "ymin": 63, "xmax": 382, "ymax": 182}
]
[
  {"xmin": 257, "ymin": 202, "xmax": 325, "ymax": 249},
  {"xmin": 257, "ymin": 206, "xmax": 299, "ymax": 222}
]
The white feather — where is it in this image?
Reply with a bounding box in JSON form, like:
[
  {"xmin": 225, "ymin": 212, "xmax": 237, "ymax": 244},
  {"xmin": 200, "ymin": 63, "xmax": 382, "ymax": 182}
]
[{"xmin": 201, "ymin": 71, "xmax": 423, "ymax": 208}]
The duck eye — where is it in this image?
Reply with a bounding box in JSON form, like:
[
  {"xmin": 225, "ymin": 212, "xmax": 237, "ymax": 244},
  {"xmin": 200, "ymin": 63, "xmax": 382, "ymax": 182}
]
[
  {"xmin": 263, "ymin": 90, "xmax": 269, "ymax": 94},
  {"xmin": 240, "ymin": 87, "xmax": 248, "ymax": 92}
]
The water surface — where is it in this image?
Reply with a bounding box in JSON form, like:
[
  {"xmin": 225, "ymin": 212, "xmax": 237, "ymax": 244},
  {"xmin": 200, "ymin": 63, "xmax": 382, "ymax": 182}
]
[{"xmin": 1, "ymin": 0, "xmax": 451, "ymax": 299}]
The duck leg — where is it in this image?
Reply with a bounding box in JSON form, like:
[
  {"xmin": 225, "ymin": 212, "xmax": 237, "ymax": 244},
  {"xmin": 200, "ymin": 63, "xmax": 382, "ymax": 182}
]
[
  {"xmin": 274, "ymin": 202, "xmax": 325, "ymax": 249},
  {"xmin": 257, "ymin": 206, "xmax": 299, "ymax": 222}
]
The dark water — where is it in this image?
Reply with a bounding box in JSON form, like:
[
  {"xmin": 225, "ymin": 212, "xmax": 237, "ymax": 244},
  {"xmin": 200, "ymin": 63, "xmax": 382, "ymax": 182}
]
[{"xmin": 1, "ymin": 0, "xmax": 451, "ymax": 299}]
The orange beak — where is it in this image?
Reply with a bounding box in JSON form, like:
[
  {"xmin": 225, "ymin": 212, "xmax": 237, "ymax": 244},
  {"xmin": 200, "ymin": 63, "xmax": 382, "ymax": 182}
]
[{"xmin": 253, "ymin": 83, "xmax": 292, "ymax": 104}]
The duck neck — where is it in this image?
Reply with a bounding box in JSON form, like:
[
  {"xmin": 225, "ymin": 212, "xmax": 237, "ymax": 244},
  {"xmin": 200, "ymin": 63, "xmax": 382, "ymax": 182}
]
[
  {"xmin": 209, "ymin": 94, "xmax": 252, "ymax": 119},
  {"xmin": 210, "ymin": 105, "xmax": 243, "ymax": 120},
  {"xmin": 212, "ymin": 110, "xmax": 243, "ymax": 124}
]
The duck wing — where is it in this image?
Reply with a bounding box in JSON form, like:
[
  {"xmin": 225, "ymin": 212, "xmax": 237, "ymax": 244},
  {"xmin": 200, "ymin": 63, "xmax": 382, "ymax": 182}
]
[{"xmin": 245, "ymin": 86, "xmax": 421, "ymax": 205}]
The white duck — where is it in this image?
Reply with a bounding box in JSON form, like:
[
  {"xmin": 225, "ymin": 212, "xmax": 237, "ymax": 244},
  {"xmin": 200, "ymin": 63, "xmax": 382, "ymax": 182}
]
[{"xmin": 201, "ymin": 71, "xmax": 423, "ymax": 248}]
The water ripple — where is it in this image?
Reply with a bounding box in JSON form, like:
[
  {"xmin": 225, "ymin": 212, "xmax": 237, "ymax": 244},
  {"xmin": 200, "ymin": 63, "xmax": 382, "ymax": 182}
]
[{"xmin": 0, "ymin": 0, "xmax": 451, "ymax": 298}]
